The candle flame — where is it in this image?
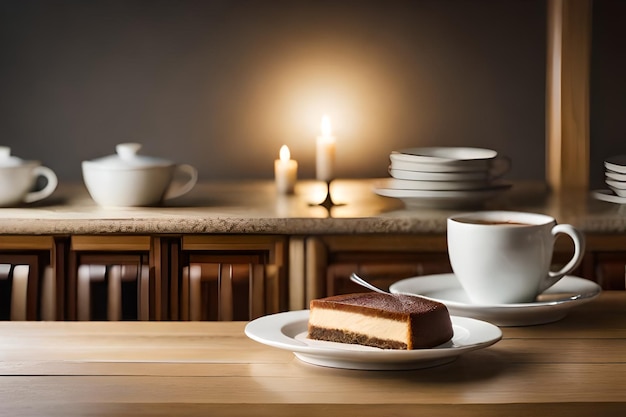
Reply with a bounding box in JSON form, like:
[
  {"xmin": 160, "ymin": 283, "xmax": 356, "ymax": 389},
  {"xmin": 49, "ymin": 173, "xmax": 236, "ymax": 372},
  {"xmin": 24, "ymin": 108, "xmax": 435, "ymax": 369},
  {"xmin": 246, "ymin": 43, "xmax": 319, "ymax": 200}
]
[
  {"xmin": 321, "ymin": 115, "xmax": 332, "ymax": 137},
  {"xmin": 279, "ymin": 145, "xmax": 291, "ymax": 161}
]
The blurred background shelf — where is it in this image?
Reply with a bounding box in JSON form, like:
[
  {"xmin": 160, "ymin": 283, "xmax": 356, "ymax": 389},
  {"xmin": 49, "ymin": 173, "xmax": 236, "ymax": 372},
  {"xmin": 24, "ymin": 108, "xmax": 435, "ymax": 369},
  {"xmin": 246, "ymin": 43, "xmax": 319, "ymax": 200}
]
[{"xmin": 1, "ymin": 179, "xmax": 626, "ymax": 322}]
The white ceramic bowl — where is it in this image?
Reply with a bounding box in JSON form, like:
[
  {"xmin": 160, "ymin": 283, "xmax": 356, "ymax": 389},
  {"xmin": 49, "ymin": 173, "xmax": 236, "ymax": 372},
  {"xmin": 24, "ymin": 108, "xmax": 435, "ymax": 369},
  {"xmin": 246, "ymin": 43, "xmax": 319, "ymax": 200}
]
[
  {"xmin": 389, "ymin": 147, "xmax": 510, "ymax": 176},
  {"xmin": 606, "ymin": 179, "xmax": 626, "ymax": 197},
  {"xmin": 82, "ymin": 143, "xmax": 198, "ymax": 207},
  {"xmin": 394, "ymin": 147, "xmax": 498, "ymax": 162},
  {"xmin": 0, "ymin": 146, "xmax": 58, "ymax": 207},
  {"xmin": 605, "ymin": 169, "xmax": 626, "ymax": 182},
  {"xmin": 389, "ymin": 168, "xmax": 490, "ymax": 181},
  {"xmin": 605, "ymin": 155, "xmax": 626, "ymax": 174}
]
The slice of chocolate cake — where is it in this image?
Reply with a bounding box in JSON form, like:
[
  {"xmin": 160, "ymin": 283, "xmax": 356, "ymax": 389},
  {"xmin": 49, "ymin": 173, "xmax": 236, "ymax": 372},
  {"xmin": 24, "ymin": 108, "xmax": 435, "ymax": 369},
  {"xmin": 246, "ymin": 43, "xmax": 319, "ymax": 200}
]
[{"xmin": 308, "ymin": 292, "xmax": 453, "ymax": 350}]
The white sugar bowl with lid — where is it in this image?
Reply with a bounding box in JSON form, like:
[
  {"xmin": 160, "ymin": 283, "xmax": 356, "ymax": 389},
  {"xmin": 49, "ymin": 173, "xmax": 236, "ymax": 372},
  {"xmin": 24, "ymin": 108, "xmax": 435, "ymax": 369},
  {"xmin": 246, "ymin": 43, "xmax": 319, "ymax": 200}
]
[
  {"xmin": 0, "ymin": 146, "xmax": 58, "ymax": 207},
  {"xmin": 82, "ymin": 143, "xmax": 198, "ymax": 207}
]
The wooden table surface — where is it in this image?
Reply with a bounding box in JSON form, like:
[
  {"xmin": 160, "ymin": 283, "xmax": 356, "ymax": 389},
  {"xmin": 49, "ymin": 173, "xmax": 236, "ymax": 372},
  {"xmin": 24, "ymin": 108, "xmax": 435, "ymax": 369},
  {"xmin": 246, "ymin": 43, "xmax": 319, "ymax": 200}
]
[{"xmin": 1, "ymin": 292, "xmax": 625, "ymax": 416}]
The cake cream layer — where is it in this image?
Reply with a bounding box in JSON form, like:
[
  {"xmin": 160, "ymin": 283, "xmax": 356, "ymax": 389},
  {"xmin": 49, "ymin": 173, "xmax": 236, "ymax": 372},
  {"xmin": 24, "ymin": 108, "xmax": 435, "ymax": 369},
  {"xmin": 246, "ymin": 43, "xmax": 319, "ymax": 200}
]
[{"xmin": 308, "ymin": 308, "xmax": 409, "ymax": 344}]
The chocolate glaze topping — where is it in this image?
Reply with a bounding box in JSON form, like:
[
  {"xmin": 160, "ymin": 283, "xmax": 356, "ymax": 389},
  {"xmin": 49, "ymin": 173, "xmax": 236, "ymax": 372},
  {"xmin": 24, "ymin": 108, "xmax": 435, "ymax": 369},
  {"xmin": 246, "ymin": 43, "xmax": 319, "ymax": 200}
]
[{"xmin": 311, "ymin": 292, "xmax": 445, "ymax": 317}]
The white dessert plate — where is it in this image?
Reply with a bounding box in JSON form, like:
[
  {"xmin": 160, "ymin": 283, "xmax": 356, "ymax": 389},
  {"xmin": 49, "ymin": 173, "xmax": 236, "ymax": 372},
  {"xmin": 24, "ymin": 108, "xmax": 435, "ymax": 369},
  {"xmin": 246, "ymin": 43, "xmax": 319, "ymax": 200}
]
[
  {"xmin": 390, "ymin": 274, "xmax": 601, "ymax": 327},
  {"xmin": 373, "ymin": 180, "xmax": 511, "ymax": 209},
  {"xmin": 605, "ymin": 155, "xmax": 626, "ymax": 174},
  {"xmin": 592, "ymin": 189, "xmax": 626, "ymax": 204},
  {"xmin": 245, "ymin": 310, "xmax": 501, "ymax": 370}
]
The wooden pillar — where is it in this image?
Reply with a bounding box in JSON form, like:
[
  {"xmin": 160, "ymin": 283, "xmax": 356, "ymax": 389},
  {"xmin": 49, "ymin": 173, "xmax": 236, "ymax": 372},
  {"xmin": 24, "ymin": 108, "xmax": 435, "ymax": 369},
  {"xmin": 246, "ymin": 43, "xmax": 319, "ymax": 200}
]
[
  {"xmin": 305, "ymin": 237, "xmax": 327, "ymax": 304},
  {"xmin": 546, "ymin": 0, "xmax": 593, "ymax": 191},
  {"xmin": 288, "ymin": 237, "xmax": 306, "ymax": 310}
]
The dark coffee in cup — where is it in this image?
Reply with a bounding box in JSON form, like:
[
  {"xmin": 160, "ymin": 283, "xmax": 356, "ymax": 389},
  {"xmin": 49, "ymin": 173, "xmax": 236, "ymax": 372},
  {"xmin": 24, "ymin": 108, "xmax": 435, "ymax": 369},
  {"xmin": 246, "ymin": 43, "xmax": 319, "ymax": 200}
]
[{"xmin": 454, "ymin": 219, "xmax": 529, "ymax": 226}]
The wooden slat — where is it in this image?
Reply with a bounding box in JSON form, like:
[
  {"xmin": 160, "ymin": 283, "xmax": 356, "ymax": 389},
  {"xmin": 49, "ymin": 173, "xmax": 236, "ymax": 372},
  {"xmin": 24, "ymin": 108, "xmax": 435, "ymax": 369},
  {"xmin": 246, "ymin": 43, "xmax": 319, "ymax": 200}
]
[
  {"xmin": 249, "ymin": 263, "xmax": 265, "ymax": 319},
  {"xmin": 182, "ymin": 235, "xmax": 286, "ymax": 265},
  {"xmin": 138, "ymin": 265, "xmax": 150, "ymax": 320},
  {"xmin": 40, "ymin": 266, "xmax": 56, "ymax": 320},
  {"xmin": 180, "ymin": 266, "xmax": 190, "ymax": 321},
  {"xmin": 166, "ymin": 237, "xmax": 181, "ymax": 321},
  {"xmin": 149, "ymin": 237, "xmax": 164, "ymax": 320},
  {"xmin": 218, "ymin": 264, "xmax": 233, "ymax": 321},
  {"xmin": 76, "ymin": 265, "xmax": 91, "ymax": 321},
  {"xmin": 288, "ymin": 237, "xmax": 306, "ymax": 310},
  {"xmin": 0, "ymin": 235, "xmax": 54, "ymax": 250},
  {"xmin": 52, "ymin": 237, "xmax": 68, "ymax": 320},
  {"xmin": 9, "ymin": 265, "xmax": 28, "ymax": 321},
  {"xmin": 305, "ymin": 237, "xmax": 327, "ymax": 303},
  {"xmin": 319, "ymin": 234, "xmax": 448, "ymax": 253},
  {"xmin": 264, "ymin": 263, "xmax": 280, "ymax": 314},
  {"xmin": 71, "ymin": 235, "xmax": 151, "ymax": 251},
  {"xmin": 107, "ymin": 265, "xmax": 122, "ymax": 321},
  {"xmin": 3, "ymin": 402, "xmax": 626, "ymax": 417},
  {"xmin": 189, "ymin": 264, "xmax": 202, "ymax": 321}
]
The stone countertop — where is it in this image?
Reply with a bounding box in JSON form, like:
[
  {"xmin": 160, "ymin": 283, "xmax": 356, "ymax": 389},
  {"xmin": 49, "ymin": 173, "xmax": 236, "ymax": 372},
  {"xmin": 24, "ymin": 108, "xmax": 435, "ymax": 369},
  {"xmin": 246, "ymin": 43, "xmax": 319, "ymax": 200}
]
[{"xmin": 1, "ymin": 179, "xmax": 625, "ymax": 235}]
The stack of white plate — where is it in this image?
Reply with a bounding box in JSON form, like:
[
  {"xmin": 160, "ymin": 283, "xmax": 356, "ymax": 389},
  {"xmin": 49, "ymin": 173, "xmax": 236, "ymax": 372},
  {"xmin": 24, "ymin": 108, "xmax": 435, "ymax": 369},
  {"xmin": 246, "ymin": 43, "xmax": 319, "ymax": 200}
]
[
  {"xmin": 374, "ymin": 147, "xmax": 511, "ymax": 208},
  {"xmin": 593, "ymin": 155, "xmax": 626, "ymax": 204}
]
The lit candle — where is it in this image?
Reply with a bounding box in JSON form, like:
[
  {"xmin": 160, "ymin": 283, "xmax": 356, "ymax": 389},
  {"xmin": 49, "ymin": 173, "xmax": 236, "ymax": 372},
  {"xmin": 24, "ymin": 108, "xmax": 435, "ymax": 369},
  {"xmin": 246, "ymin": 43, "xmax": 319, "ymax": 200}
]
[
  {"xmin": 316, "ymin": 115, "xmax": 336, "ymax": 181},
  {"xmin": 274, "ymin": 145, "xmax": 298, "ymax": 194}
]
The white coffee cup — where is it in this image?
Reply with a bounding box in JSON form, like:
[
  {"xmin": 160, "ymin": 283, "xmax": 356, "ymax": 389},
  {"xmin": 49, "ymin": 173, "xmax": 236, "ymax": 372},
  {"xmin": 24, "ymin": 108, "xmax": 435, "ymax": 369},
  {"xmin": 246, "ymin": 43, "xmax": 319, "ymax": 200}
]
[
  {"xmin": 0, "ymin": 146, "xmax": 58, "ymax": 207},
  {"xmin": 447, "ymin": 211, "xmax": 585, "ymax": 304}
]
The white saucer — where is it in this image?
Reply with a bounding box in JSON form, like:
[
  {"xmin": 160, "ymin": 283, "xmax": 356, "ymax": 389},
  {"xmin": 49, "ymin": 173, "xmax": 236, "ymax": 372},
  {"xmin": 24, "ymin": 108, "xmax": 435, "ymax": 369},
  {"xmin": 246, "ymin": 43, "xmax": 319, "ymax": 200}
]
[
  {"xmin": 389, "ymin": 168, "xmax": 489, "ymax": 182},
  {"xmin": 389, "ymin": 274, "xmax": 601, "ymax": 327},
  {"xmin": 373, "ymin": 180, "xmax": 511, "ymax": 209},
  {"xmin": 604, "ymin": 155, "xmax": 626, "ymax": 174},
  {"xmin": 605, "ymin": 170, "xmax": 626, "ymax": 182},
  {"xmin": 245, "ymin": 310, "xmax": 501, "ymax": 370},
  {"xmin": 381, "ymin": 177, "xmax": 492, "ymax": 191},
  {"xmin": 390, "ymin": 158, "xmax": 489, "ymax": 173},
  {"xmin": 592, "ymin": 189, "xmax": 626, "ymax": 204},
  {"xmin": 393, "ymin": 147, "xmax": 498, "ymax": 163}
]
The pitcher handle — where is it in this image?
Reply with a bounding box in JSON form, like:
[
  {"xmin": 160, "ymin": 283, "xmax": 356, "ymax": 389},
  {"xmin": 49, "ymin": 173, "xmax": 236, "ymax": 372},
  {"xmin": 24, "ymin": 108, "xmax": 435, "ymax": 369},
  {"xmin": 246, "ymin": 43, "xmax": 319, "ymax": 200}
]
[
  {"xmin": 163, "ymin": 164, "xmax": 198, "ymax": 200},
  {"xmin": 24, "ymin": 166, "xmax": 58, "ymax": 203}
]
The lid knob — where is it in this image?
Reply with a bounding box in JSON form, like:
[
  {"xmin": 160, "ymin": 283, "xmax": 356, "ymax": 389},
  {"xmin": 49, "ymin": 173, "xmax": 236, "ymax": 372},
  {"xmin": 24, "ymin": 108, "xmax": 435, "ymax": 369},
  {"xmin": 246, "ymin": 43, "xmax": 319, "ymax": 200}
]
[
  {"xmin": 0, "ymin": 146, "xmax": 10, "ymax": 159},
  {"xmin": 115, "ymin": 143, "xmax": 142, "ymax": 160}
]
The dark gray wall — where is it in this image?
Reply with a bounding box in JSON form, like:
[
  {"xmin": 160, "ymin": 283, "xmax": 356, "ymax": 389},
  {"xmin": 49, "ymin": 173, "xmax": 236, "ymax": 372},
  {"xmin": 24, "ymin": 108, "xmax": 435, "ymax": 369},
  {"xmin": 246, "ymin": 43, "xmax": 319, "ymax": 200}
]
[
  {"xmin": 0, "ymin": 0, "xmax": 554, "ymax": 182},
  {"xmin": 591, "ymin": 0, "xmax": 626, "ymax": 190}
]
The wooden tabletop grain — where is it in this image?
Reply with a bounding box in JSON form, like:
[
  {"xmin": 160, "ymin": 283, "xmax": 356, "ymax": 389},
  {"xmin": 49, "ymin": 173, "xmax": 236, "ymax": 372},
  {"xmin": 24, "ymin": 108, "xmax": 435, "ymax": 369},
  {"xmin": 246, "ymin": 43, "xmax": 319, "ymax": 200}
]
[{"xmin": 1, "ymin": 292, "xmax": 625, "ymax": 416}]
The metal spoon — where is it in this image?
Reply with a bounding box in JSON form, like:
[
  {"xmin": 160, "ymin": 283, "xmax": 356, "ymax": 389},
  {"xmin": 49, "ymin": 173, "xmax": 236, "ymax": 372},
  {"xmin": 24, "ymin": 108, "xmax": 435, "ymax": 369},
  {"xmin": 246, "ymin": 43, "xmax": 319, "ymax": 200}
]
[{"xmin": 349, "ymin": 273, "xmax": 390, "ymax": 295}]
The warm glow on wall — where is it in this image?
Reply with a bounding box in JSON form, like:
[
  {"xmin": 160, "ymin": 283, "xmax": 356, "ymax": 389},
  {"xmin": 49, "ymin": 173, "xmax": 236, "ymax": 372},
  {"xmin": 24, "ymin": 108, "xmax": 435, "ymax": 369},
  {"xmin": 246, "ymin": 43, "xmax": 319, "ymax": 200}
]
[
  {"xmin": 320, "ymin": 115, "xmax": 332, "ymax": 137},
  {"xmin": 250, "ymin": 49, "xmax": 400, "ymax": 179},
  {"xmin": 2, "ymin": 1, "xmax": 549, "ymax": 182}
]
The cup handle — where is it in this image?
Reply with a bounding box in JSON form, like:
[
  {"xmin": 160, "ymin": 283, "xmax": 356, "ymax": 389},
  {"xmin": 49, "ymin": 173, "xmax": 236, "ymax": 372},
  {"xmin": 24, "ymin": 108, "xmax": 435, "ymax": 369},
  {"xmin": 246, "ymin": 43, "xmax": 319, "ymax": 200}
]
[
  {"xmin": 489, "ymin": 156, "xmax": 511, "ymax": 179},
  {"xmin": 163, "ymin": 164, "xmax": 198, "ymax": 200},
  {"xmin": 539, "ymin": 224, "xmax": 586, "ymax": 293},
  {"xmin": 24, "ymin": 166, "xmax": 58, "ymax": 203}
]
